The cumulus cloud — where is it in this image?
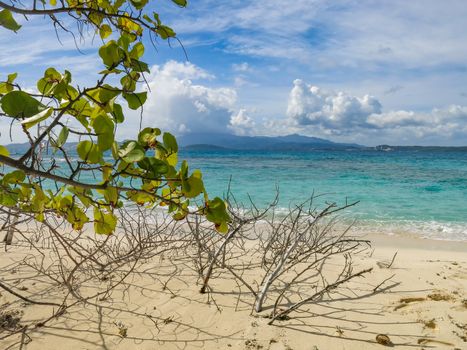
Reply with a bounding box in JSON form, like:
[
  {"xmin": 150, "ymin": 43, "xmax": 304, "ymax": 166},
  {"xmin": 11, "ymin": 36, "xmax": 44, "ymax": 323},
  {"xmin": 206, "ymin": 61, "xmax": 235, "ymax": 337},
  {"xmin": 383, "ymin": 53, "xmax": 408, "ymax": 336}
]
[
  {"xmin": 133, "ymin": 61, "xmax": 251, "ymax": 137},
  {"xmin": 285, "ymin": 79, "xmax": 467, "ymax": 145},
  {"xmin": 287, "ymin": 79, "xmax": 382, "ymax": 134},
  {"xmin": 228, "ymin": 109, "xmax": 256, "ymax": 135}
]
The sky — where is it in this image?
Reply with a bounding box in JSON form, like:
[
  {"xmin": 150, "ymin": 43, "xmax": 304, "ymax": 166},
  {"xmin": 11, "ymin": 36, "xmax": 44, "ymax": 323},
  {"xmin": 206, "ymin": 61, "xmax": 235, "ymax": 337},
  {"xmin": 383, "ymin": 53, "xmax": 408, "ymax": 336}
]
[{"xmin": 1, "ymin": 0, "xmax": 467, "ymax": 146}]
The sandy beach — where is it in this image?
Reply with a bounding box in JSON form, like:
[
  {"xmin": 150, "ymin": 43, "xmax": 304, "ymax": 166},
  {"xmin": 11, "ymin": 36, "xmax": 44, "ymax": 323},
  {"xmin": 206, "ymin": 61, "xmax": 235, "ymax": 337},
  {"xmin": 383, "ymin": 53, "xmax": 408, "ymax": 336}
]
[{"xmin": 0, "ymin": 229, "xmax": 466, "ymax": 350}]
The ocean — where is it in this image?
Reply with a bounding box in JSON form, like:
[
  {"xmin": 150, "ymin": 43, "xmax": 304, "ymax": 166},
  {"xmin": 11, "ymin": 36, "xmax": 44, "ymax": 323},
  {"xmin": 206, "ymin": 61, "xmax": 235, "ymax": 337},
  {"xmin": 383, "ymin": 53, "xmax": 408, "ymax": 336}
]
[{"xmin": 180, "ymin": 149, "xmax": 467, "ymax": 241}]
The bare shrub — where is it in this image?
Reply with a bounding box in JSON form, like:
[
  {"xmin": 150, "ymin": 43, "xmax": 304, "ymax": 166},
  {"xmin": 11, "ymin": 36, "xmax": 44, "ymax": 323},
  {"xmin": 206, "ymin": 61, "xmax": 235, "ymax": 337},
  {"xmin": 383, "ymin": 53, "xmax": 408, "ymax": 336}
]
[{"xmin": 188, "ymin": 194, "xmax": 372, "ymax": 323}]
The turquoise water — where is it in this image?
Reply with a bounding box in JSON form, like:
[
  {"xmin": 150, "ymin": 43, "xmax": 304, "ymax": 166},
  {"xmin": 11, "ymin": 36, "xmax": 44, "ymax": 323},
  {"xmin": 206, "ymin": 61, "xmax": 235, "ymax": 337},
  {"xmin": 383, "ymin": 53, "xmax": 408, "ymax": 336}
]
[
  {"xmin": 180, "ymin": 149, "xmax": 467, "ymax": 241},
  {"xmin": 26, "ymin": 148, "xmax": 467, "ymax": 240}
]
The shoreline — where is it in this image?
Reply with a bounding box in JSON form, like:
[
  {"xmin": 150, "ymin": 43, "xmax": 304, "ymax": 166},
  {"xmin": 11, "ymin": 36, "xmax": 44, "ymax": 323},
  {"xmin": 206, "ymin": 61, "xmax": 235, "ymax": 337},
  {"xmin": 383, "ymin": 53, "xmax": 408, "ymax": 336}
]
[{"xmin": 364, "ymin": 232, "xmax": 467, "ymax": 253}]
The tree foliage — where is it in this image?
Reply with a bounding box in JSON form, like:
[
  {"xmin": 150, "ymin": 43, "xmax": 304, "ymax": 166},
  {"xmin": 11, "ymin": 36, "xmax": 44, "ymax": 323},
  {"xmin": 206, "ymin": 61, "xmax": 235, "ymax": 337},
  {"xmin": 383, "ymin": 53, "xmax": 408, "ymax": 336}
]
[{"xmin": 0, "ymin": 0, "xmax": 230, "ymax": 234}]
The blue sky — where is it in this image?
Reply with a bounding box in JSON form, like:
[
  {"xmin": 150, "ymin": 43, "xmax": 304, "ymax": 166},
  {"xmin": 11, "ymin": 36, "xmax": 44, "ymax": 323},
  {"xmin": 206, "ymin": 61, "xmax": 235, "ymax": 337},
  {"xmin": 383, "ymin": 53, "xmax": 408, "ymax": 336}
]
[{"xmin": 2, "ymin": 0, "xmax": 467, "ymax": 146}]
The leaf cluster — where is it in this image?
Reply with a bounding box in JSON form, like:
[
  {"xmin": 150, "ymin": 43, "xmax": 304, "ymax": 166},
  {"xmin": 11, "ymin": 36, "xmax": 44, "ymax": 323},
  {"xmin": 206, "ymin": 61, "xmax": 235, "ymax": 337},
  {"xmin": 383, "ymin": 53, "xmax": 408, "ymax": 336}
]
[{"xmin": 0, "ymin": 0, "xmax": 230, "ymax": 234}]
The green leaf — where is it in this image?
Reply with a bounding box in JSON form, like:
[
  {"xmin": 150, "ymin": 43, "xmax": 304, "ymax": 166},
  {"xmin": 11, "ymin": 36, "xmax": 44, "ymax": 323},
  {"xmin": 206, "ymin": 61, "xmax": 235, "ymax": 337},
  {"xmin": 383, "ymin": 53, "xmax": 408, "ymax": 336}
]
[
  {"xmin": 130, "ymin": 42, "xmax": 145, "ymax": 59},
  {"xmin": 205, "ymin": 197, "xmax": 230, "ymax": 233},
  {"xmin": 166, "ymin": 153, "xmax": 178, "ymax": 167},
  {"xmin": 181, "ymin": 170, "xmax": 204, "ymax": 198},
  {"xmin": 98, "ymin": 40, "xmax": 123, "ymax": 67},
  {"xmin": 0, "ymin": 9, "xmax": 21, "ymax": 32},
  {"xmin": 120, "ymin": 73, "xmax": 138, "ymax": 92},
  {"xmin": 7, "ymin": 73, "xmax": 17, "ymax": 83},
  {"xmin": 94, "ymin": 208, "xmax": 117, "ymax": 235},
  {"xmin": 138, "ymin": 127, "xmax": 160, "ymax": 148},
  {"xmin": 118, "ymin": 141, "xmax": 145, "ymax": 162},
  {"xmin": 156, "ymin": 25, "xmax": 176, "ymax": 39},
  {"xmin": 111, "ymin": 141, "xmax": 119, "ymax": 160},
  {"xmin": 0, "ymin": 145, "xmax": 9, "ymax": 157},
  {"xmin": 92, "ymin": 114, "xmax": 114, "ymax": 151},
  {"xmin": 87, "ymin": 84, "xmax": 121, "ymax": 103},
  {"xmin": 37, "ymin": 68, "xmax": 62, "ymax": 95},
  {"xmin": 123, "ymin": 91, "xmax": 147, "ymax": 110},
  {"xmin": 56, "ymin": 126, "xmax": 69, "ymax": 148},
  {"xmin": 0, "ymin": 72, "xmax": 17, "ymax": 93},
  {"xmin": 111, "ymin": 103, "xmax": 125, "ymax": 123},
  {"xmin": 99, "ymin": 24, "xmax": 112, "ymax": 39},
  {"xmin": 130, "ymin": 59, "xmax": 150, "ymax": 73},
  {"xmin": 172, "ymin": 210, "xmax": 188, "ymax": 220},
  {"xmin": 0, "ymin": 91, "xmax": 45, "ymax": 118},
  {"xmin": 171, "ymin": 0, "xmax": 187, "ymax": 7},
  {"xmin": 67, "ymin": 206, "xmax": 89, "ymax": 230},
  {"xmin": 126, "ymin": 189, "xmax": 155, "ymax": 205},
  {"xmin": 137, "ymin": 157, "xmax": 168, "ymax": 177},
  {"xmin": 68, "ymin": 186, "xmax": 93, "ymax": 208},
  {"xmin": 77, "ymin": 140, "xmax": 102, "ymax": 164},
  {"xmin": 98, "ymin": 186, "xmax": 118, "ymax": 205},
  {"xmin": 20, "ymin": 108, "xmax": 53, "ymax": 129},
  {"xmin": 163, "ymin": 132, "xmax": 178, "ymax": 153},
  {"xmin": 3, "ymin": 170, "xmax": 25, "ymax": 184},
  {"xmin": 130, "ymin": 0, "xmax": 149, "ymax": 10}
]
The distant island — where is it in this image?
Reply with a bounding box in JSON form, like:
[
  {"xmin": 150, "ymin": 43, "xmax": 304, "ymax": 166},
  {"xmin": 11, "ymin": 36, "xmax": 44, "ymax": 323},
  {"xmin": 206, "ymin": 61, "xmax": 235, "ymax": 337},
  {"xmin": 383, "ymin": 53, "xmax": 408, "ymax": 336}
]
[
  {"xmin": 178, "ymin": 133, "xmax": 363, "ymax": 151},
  {"xmin": 178, "ymin": 133, "xmax": 467, "ymax": 152},
  {"xmin": 5, "ymin": 133, "xmax": 467, "ymax": 155}
]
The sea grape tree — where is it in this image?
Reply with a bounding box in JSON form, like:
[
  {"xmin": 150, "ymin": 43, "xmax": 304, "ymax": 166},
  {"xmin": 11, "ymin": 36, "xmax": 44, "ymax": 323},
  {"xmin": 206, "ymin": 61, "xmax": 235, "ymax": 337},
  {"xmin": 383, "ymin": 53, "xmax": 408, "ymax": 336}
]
[{"xmin": 0, "ymin": 0, "xmax": 230, "ymax": 234}]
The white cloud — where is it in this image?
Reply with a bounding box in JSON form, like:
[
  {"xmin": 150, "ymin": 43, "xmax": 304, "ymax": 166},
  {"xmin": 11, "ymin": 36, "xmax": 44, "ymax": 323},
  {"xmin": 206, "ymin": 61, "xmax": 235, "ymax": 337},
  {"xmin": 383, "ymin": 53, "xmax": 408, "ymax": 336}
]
[
  {"xmin": 232, "ymin": 62, "xmax": 251, "ymax": 72},
  {"xmin": 229, "ymin": 109, "xmax": 256, "ymax": 135},
  {"xmin": 287, "ymin": 79, "xmax": 382, "ymax": 133},
  {"xmin": 233, "ymin": 76, "xmax": 247, "ymax": 87},
  {"xmin": 284, "ymin": 79, "xmax": 467, "ymax": 145},
  {"xmin": 168, "ymin": 0, "xmax": 467, "ymax": 71},
  {"xmin": 135, "ymin": 61, "xmax": 238, "ymax": 135},
  {"xmin": 155, "ymin": 60, "xmax": 214, "ymax": 80},
  {"xmin": 0, "ymin": 17, "xmax": 98, "ymax": 67}
]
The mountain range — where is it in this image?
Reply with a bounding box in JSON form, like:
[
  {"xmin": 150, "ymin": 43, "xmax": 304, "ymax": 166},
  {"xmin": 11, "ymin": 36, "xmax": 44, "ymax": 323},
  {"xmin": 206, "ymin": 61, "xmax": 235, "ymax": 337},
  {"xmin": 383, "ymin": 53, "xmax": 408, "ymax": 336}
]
[
  {"xmin": 5, "ymin": 133, "xmax": 467, "ymax": 154},
  {"xmin": 178, "ymin": 133, "xmax": 363, "ymax": 151}
]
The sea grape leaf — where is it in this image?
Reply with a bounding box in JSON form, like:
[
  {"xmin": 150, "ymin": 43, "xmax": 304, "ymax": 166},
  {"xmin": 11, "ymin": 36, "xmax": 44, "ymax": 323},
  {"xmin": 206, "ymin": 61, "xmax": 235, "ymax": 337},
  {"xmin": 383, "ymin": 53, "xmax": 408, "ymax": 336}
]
[
  {"xmin": 130, "ymin": 59, "xmax": 150, "ymax": 73},
  {"xmin": 0, "ymin": 73, "xmax": 17, "ymax": 93},
  {"xmin": 166, "ymin": 153, "xmax": 178, "ymax": 167},
  {"xmin": 182, "ymin": 170, "xmax": 204, "ymax": 198},
  {"xmin": 123, "ymin": 91, "xmax": 147, "ymax": 110},
  {"xmin": 94, "ymin": 208, "xmax": 117, "ymax": 235},
  {"xmin": 130, "ymin": 0, "xmax": 149, "ymax": 10},
  {"xmin": 99, "ymin": 24, "xmax": 112, "ymax": 39},
  {"xmin": 130, "ymin": 42, "xmax": 144, "ymax": 59},
  {"xmin": 67, "ymin": 206, "xmax": 89, "ymax": 230},
  {"xmin": 118, "ymin": 141, "xmax": 145, "ymax": 162},
  {"xmin": 171, "ymin": 0, "xmax": 187, "ymax": 7},
  {"xmin": 163, "ymin": 132, "xmax": 178, "ymax": 153},
  {"xmin": 137, "ymin": 157, "xmax": 169, "ymax": 177},
  {"xmin": 0, "ymin": 145, "xmax": 9, "ymax": 157},
  {"xmin": 99, "ymin": 41, "xmax": 123, "ymax": 67},
  {"xmin": 138, "ymin": 127, "xmax": 160, "ymax": 148},
  {"xmin": 0, "ymin": 91, "xmax": 45, "ymax": 118},
  {"xmin": 20, "ymin": 108, "xmax": 53, "ymax": 129},
  {"xmin": 2, "ymin": 170, "xmax": 25, "ymax": 184},
  {"xmin": 77, "ymin": 140, "xmax": 102, "ymax": 164},
  {"xmin": 156, "ymin": 25, "xmax": 176, "ymax": 39},
  {"xmin": 56, "ymin": 126, "xmax": 69, "ymax": 148},
  {"xmin": 92, "ymin": 114, "xmax": 114, "ymax": 151},
  {"xmin": 111, "ymin": 103, "xmax": 125, "ymax": 123},
  {"xmin": 126, "ymin": 189, "xmax": 155, "ymax": 205},
  {"xmin": 205, "ymin": 197, "xmax": 230, "ymax": 233},
  {"xmin": 87, "ymin": 85, "xmax": 121, "ymax": 104},
  {"xmin": 0, "ymin": 9, "xmax": 21, "ymax": 32}
]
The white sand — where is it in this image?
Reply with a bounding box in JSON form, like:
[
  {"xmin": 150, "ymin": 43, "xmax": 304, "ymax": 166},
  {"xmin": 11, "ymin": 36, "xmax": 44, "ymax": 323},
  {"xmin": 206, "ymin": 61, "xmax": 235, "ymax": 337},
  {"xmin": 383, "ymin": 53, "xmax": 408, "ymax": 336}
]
[{"xmin": 0, "ymin": 232, "xmax": 466, "ymax": 349}]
